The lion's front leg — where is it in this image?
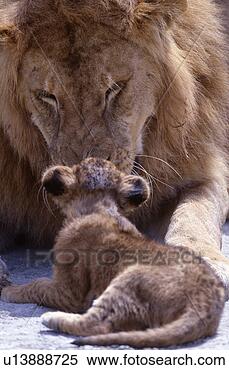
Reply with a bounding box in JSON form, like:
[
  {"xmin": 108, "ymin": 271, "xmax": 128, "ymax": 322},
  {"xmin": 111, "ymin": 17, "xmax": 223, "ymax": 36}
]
[{"xmin": 165, "ymin": 178, "xmax": 229, "ymax": 298}]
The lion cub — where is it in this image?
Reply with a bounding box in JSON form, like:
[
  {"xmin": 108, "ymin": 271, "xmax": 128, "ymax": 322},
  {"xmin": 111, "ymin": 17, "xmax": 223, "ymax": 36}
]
[{"xmin": 1, "ymin": 158, "xmax": 225, "ymax": 348}]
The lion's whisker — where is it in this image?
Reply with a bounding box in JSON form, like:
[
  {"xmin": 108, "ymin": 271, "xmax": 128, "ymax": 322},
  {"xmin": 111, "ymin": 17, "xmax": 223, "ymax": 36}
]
[
  {"xmin": 137, "ymin": 154, "xmax": 183, "ymax": 179},
  {"xmin": 42, "ymin": 188, "xmax": 57, "ymax": 219},
  {"xmin": 132, "ymin": 161, "xmax": 157, "ymax": 194},
  {"xmin": 133, "ymin": 162, "xmax": 158, "ymax": 190},
  {"xmin": 37, "ymin": 183, "xmax": 44, "ymax": 203},
  {"xmin": 133, "ymin": 161, "xmax": 174, "ymax": 191}
]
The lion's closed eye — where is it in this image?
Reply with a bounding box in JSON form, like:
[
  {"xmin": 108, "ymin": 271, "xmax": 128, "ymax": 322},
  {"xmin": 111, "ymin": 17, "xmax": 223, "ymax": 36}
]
[
  {"xmin": 36, "ymin": 90, "xmax": 58, "ymax": 112},
  {"xmin": 105, "ymin": 81, "xmax": 126, "ymax": 105}
]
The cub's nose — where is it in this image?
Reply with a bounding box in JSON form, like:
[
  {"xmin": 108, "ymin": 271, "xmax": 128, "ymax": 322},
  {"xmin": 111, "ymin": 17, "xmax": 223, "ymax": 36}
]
[{"xmin": 42, "ymin": 169, "xmax": 65, "ymax": 196}]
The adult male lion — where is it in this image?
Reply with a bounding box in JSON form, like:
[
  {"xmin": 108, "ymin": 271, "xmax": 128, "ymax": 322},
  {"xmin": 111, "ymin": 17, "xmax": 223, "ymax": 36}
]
[{"xmin": 0, "ymin": 0, "xmax": 229, "ymax": 295}]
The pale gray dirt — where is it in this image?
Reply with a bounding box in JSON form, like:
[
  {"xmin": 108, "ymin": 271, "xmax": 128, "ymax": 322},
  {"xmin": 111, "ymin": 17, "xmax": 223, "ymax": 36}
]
[{"xmin": 0, "ymin": 223, "xmax": 229, "ymax": 350}]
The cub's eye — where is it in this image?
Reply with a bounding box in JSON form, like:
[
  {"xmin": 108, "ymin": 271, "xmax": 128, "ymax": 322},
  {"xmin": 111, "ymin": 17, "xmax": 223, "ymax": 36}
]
[
  {"xmin": 105, "ymin": 82, "xmax": 126, "ymax": 103},
  {"xmin": 37, "ymin": 90, "xmax": 58, "ymax": 110}
]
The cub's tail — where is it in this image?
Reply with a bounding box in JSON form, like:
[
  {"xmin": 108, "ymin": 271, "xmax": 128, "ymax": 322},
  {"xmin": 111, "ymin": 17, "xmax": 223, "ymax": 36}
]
[{"xmin": 72, "ymin": 310, "xmax": 217, "ymax": 348}]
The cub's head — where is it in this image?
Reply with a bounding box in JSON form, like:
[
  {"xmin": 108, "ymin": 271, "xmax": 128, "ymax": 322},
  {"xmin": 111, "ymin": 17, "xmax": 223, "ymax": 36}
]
[
  {"xmin": 0, "ymin": 0, "xmax": 188, "ymax": 174},
  {"xmin": 42, "ymin": 158, "xmax": 150, "ymax": 213}
]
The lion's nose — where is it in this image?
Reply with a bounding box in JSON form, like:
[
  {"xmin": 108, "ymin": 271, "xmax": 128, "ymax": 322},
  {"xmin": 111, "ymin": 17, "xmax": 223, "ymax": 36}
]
[
  {"xmin": 86, "ymin": 143, "xmax": 113, "ymax": 162},
  {"xmin": 43, "ymin": 170, "xmax": 65, "ymax": 196}
]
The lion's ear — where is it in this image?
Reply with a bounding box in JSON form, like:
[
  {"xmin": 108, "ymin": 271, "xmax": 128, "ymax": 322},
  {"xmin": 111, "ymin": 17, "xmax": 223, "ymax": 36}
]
[{"xmin": 135, "ymin": 0, "xmax": 188, "ymax": 25}]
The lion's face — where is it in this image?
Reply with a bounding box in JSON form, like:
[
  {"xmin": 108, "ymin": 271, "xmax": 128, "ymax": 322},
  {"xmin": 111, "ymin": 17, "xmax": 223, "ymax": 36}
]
[
  {"xmin": 1, "ymin": 0, "xmax": 188, "ymax": 178},
  {"xmin": 19, "ymin": 23, "xmax": 156, "ymax": 173}
]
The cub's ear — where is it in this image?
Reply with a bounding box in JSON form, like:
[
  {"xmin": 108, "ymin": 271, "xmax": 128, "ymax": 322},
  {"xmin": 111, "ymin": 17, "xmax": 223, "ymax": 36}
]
[
  {"xmin": 42, "ymin": 166, "xmax": 76, "ymax": 197},
  {"xmin": 135, "ymin": 0, "xmax": 188, "ymax": 25},
  {"xmin": 118, "ymin": 176, "xmax": 150, "ymax": 211}
]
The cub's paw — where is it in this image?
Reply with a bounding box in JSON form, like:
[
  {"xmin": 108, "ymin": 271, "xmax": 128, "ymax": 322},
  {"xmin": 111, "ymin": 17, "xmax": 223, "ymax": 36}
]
[
  {"xmin": 42, "ymin": 311, "xmax": 81, "ymax": 332},
  {"xmin": 203, "ymin": 258, "xmax": 229, "ymax": 300},
  {"xmin": 1, "ymin": 286, "xmax": 15, "ymax": 302},
  {"xmin": 42, "ymin": 311, "xmax": 111, "ymax": 336}
]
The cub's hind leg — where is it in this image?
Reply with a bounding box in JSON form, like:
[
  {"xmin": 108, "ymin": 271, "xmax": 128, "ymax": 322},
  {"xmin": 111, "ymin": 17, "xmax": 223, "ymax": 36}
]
[
  {"xmin": 41, "ymin": 291, "xmax": 119, "ymax": 337},
  {"xmin": 42, "ymin": 266, "xmax": 150, "ymax": 336}
]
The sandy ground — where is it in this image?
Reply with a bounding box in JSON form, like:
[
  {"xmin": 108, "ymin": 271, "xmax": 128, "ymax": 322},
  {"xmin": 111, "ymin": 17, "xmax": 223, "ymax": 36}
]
[{"xmin": 0, "ymin": 223, "xmax": 229, "ymax": 350}]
